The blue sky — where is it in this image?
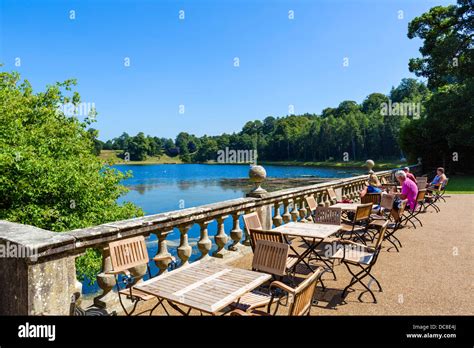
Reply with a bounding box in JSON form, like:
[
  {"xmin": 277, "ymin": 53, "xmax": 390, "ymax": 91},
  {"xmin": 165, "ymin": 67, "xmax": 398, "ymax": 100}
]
[{"xmin": 1, "ymin": 0, "xmax": 454, "ymax": 141}]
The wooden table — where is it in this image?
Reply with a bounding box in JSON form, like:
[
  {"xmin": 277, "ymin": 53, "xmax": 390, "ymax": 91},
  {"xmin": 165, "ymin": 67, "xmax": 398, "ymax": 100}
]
[
  {"xmin": 273, "ymin": 222, "xmax": 341, "ymax": 276},
  {"xmin": 329, "ymin": 202, "xmax": 362, "ymax": 212},
  {"xmin": 134, "ymin": 261, "xmax": 271, "ymax": 315},
  {"xmin": 273, "ymin": 221, "xmax": 341, "ymax": 240}
]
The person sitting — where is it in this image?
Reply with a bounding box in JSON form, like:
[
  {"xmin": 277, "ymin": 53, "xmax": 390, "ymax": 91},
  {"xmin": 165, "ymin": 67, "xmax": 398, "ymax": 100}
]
[
  {"xmin": 360, "ymin": 170, "xmax": 382, "ymax": 198},
  {"xmin": 428, "ymin": 167, "xmax": 447, "ymax": 189},
  {"xmin": 403, "ymin": 167, "xmax": 417, "ymax": 184},
  {"xmin": 395, "ymin": 170, "xmax": 418, "ymax": 211}
]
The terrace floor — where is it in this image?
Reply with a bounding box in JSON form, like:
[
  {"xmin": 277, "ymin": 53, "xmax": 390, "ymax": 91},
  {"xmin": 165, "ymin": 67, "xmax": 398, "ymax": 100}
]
[{"xmin": 122, "ymin": 193, "xmax": 474, "ymax": 316}]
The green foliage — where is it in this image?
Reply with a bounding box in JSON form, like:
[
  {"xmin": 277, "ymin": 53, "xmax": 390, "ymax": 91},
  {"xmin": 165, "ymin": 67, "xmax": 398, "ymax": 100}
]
[
  {"xmin": 124, "ymin": 132, "xmax": 149, "ymax": 161},
  {"xmin": 75, "ymin": 248, "xmax": 103, "ymax": 285},
  {"xmin": 402, "ymin": 0, "xmax": 474, "ymax": 172},
  {"xmin": 0, "ymin": 70, "xmax": 144, "ymax": 283}
]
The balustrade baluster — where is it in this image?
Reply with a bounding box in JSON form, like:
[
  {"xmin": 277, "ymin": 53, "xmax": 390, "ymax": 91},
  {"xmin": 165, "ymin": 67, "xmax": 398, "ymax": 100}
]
[
  {"xmin": 299, "ymin": 196, "xmax": 308, "ymax": 222},
  {"xmin": 154, "ymin": 230, "xmax": 174, "ymax": 274},
  {"xmin": 197, "ymin": 220, "xmax": 213, "ymax": 260},
  {"xmin": 282, "ymin": 200, "xmax": 291, "ymax": 223},
  {"xmin": 213, "ymin": 215, "xmax": 229, "ymax": 258},
  {"xmin": 290, "ymin": 199, "xmax": 299, "ymax": 222},
  {"xmin": 272, "ymin": 201, "xmax": 283, "ymax": 227},
  {"xmin": 94, "ymin": 247, "xmax": 117, "ymax": 309},
  {"xmin": 177, "ymin": 224, "xmax": 192, "ymax": 266},
  {"xmin": 229, "ymin": 212, "xmax": 243, "ymax": 251}
]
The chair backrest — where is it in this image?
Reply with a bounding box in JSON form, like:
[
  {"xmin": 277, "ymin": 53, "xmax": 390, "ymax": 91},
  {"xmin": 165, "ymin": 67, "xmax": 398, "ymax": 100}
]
[
  {"xmin": 354, "ymin": 203, "xmax": 373, "ymax": 222},
  {"xmin": 417, "ymin": 177, "xmax": 428, "ymax": 189},
  {"xmin": 380, "ymin": 177, "xmax": 388, "ymax": 185},
  {"xmin": 440, "ymin": 177, "xmax": 449, "ymax": 190},
  {"xmin": 108, "ymin": 236, "xmax": 149, "ymax": 273},
  {"xmin": 361, "ymin": 193, "xmax": 381, "ymax": 205},
  {"xmin": 305, "ymin": 195, "xmax": 318, "ymax": 213},
  {"xmin": 249, "ymin": 228, "xmax": 285, "ymax": 251},
  {"xmin": 374, "ymin": 221, "xmax": 389, "ymax": 251},
  {"xmin": 391, "ymin": 199, "xmax": 408, "ymax": 222},
  {"xmin": 252, "ymin": 240, "xmax": 289, "ymax": 277},
  {"xmin": 380, "ymin": 193, "xmax": 395, "ymax": 210},
  {"xmin": 313, "ymin": 207, "xmax": 341, "ymax": 225},
  {"xmin": 288, "ymin": 267, "xmax": 324, "ymax": 316},
  {"xmin": 243, "ymin": 212, "xmax": 262, "ymax": 232},
  {"xmin": 416, "ymin": 189, "xmax": 426, "ymax": 202},
  {"xmin": 326, "ymin": 187, "xmax": 338, "ymax": 202}
]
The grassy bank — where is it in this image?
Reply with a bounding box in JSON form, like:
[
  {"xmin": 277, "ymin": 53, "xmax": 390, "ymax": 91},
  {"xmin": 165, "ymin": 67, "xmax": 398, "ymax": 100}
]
[
  {"xmin": 99, "ymin": 152, "xmax": 409, "ymax": 169},
  {"xmin": 99, "ymin": 150, "xmax": 182, "ymax": 164},
  {"xmin": 445, "ymin": 175, "xmax": 474, "ymax": 194}
]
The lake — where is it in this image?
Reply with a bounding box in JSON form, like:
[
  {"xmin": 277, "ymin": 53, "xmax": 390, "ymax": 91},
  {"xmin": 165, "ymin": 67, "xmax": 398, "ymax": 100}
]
[{"xmin": 82, "ymin": 163, "xmax": 364, "ymax": 294}]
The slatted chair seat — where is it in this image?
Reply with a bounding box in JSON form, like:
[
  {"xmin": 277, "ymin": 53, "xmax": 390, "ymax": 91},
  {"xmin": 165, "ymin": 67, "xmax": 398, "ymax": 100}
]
[
  {"xmin": 231, "ymin": 290, "xmax": 272, "ymax": 311},
  {"xmin": 339, "ymin": 223, "xmax": 366, "ymax": 232},
  {"xmin": 331, "ymin": 245, "xmax": 374, "ymax": 265},
  {"xmin": 370, "ymin": 213, "xmax": 386, "ymax": 220},
  {"xmin": 369, "ymin": 219, "xmax": 386, "ymax": 227},
  {"xmin": 285, "ymin": 254, "xmax": 299, "ymax": 269}
]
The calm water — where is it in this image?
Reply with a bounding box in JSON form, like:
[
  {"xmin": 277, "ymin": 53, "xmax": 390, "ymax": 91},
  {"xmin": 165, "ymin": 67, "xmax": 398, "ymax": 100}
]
[
  {"xmin": 83, "ymin": 164, "xmax": 363, "ymax": 294},
  {"xmin": 116, "ymin": 164, "xmax": 363, "ymax": 215}
]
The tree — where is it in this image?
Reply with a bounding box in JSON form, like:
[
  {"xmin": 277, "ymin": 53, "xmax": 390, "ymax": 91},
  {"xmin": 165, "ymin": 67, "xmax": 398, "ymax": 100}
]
[
  {"xmin": 112, "ymin": 132, "xmax": 130, "ymax": 150},
  {"xmin": 124, "ymin": 132, "xmax": 150, "ymax": 161},
  {"xmin": 87, "ymin": 128, "xmax": 103, "ymax": 156},
  {"xmin": 362, "ymin": 93, "xmax": 389, "ymax": 114},
  {"xmin": 0, "ymin": 70, "xmax": 143, "ymax": 283},
  {"xmin": 401, "ymin": 0, "xmax": 474, "ymax": 172},
  {"xmin": 389, "ymin": 78, "xmax": 430, "ymax": 103}
]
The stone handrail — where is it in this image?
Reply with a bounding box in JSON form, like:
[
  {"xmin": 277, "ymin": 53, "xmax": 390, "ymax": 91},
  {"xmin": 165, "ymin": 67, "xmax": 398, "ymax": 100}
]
[{"xmin": 0, "ymin": 164, "xmax": 421, "ymax": 315}]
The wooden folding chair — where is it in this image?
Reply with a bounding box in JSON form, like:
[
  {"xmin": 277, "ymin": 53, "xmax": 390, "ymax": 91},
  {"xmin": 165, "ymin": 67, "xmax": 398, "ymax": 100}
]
[
  {"xmin": 369, "ymin": 193, "xmax": 395, "ymax": 221},
  {"xmin": 248, "ymin": 227, "xmax": 300, "ymax": 272},
  {"xmin": 425, "ymin": 178, "xmax": 449, "ymax": 212},
  {"xmin": 107, "ymin": 235, "xmax": 171, "ymax": 316},
  {"xmin": 402, "ymin": 190, "xmax": 426, "ymax": 229},
  {"xmin": 339, "ymin": 203, "xmax": 373, "ymax": 244},
  {"xmin": 369, "ymin": 195, "xmax": 408, "ymax": 252},
  {"xmin": 230, "ymin": 239, "xmax": 290, "ymax": 312},
  {"xmin": 306, "ymin": 206, "xmax": 342, "ymax": 281},
  {"xmin": 436, "ymin": 178, "xmax": 449, "ymax": 203},
  {"xmin": 242, "ymin": 212, "xmax": 263, "ymax": 239},
  {"xmin": 305, "ymin": 195, "xmax": 318, "ymax": 218},
  {"xmin": 306, "ymin": 195, "xmax": 341, "ymax": 225},
  {"xmin": 416, "ymin": 176, "xmax": 428, "ymax": 190},
  {"xmin": 230, "ymin": 267, "xmax": 326, "ymax": 316},
  {"xmin": 330, "ymin": 221, "xmax": 389, "ymax": 303},
  {"xmin": 361, "ymin": 193, "xmax": 382, "ymax": 213}
]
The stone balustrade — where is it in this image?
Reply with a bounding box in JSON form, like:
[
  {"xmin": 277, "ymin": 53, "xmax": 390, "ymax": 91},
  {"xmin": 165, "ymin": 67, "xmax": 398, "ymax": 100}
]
[{"xmin": 0, "ymin": 165, "xmax": 421, "ymax": 315}]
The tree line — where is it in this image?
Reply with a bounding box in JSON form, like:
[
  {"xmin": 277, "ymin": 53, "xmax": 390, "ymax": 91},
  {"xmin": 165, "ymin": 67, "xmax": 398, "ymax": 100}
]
[{"xmin": 98, "ymin": 78, "xmax": 430, "ymax": 163}]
